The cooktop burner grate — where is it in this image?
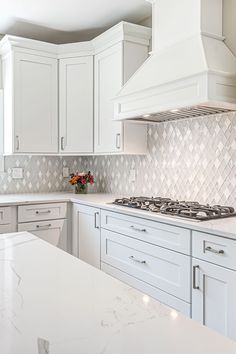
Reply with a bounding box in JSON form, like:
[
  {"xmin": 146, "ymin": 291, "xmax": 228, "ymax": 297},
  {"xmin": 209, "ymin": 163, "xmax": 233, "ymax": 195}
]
[{"xmin": 113, "ymin": 197, "xmax": 236, "ymax": 221}]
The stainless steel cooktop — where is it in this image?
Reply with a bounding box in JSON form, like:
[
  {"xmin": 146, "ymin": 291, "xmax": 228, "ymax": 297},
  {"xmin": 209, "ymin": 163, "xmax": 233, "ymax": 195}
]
[{"xmin": 113, "ymin": 197, "xmax": 236, "ymax": 221}]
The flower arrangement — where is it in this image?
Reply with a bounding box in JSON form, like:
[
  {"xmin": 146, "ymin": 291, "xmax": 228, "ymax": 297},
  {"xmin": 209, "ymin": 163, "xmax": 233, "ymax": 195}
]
[{"xmin": 69, "ymin": 171, "xmax": 94, "ymax": 194}]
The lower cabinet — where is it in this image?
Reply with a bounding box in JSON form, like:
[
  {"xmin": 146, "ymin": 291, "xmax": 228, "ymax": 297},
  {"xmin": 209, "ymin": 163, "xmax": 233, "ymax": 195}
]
[
  {"xmin": 0, "ymin": 206, "xmax": 17, "ymax": 234},
  {"xmin": 192, "ymin": 258, "xmax": 236, "ymax": 341},
  {"xmin": 101, "ymin": 226, "xmax": 191, "ymax": 316},
  {"xmin": 72, "ymin": 204, "xmax": 100, "ymax": 269},
  {"xmin": 18, "ymin": 219, "xmax": 68, "ymax": 251},
  {"xmin": 17, "ymin": 202, "xmax": 68, "ymax": 251}
]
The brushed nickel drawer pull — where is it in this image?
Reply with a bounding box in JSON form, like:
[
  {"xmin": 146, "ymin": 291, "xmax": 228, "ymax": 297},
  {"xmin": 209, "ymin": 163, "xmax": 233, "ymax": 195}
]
[
  {"xmin": 94, "ymin": 212, "xmax": 100, "ymax": 229},
  {"xmin": 116, "ymin": 133, "xmax": 121, "ymax": 149},
  {"xmin": 35, "ymin": 210, "xmax": 51, "ymax": 215},
  {"xmin": 16, "ymin": 136, "xmax": 20, "ymax": 151},
  {"xmin": 193, "ymin": 265, "xmax": 200, "ymax": 289},
  {"xmin": 129, "ymin": 256, "xmax": 146, "ymax": 264},
  {"xmin": 130, "ymin": 225, "xmax": 147, "ymax": 233},
  {"xmin": 61, "ymin": 137, "xmax": 65, "ymax": 151},
  {"xmin": 205, "ymin": 246, "xmax": 224, "ymax": 255},
  {"xmin": 36, "ymin": 224, "xmax": 52, "ymax": 229}
]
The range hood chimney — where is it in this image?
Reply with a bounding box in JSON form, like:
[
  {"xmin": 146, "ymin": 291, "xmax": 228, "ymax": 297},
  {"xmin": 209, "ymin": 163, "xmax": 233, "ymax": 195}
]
[{"xmin": 114, "ymin": 0, "xmax": 236, "ymax": 123}]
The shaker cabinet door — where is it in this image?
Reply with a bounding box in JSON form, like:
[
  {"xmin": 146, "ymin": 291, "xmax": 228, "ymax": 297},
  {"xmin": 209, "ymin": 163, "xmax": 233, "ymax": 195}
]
[
  {"xmin": 72, "ymin": 204, "xmax": 101, "ymax": 269},
  {"xmin": 59, "ymin": 56, "xmax": 94, "ymax": 153},
  {"xmin": 192, "ymin": 258, "xmax": 236, "ymax": 341},
  {"xmin": 94, "ymin": 43, "xmax": 123, "ymax": 153},
  {"xmin": 14, "ymin": 52, "xmax": 58, "ymax": 153}
]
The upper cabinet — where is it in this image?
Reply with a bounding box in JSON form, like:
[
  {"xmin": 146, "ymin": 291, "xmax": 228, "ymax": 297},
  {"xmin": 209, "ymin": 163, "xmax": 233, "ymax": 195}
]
[
  {"xmin": 59, "ymin": 55, "xmax": 94, "ymax": 154},
  {"xmin": 94, "ymin": 23, "xmax": 151, "ymax": 154},
  {"xmin": 0, "ymin": 24, "xmax": 151, "ymax": 155},
  {"xmin": 1, "ymin": 46, "xmax": 58, "ymax": 154}
]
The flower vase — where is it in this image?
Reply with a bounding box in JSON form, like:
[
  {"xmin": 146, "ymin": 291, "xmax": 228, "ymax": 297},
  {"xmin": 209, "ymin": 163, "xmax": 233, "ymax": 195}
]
[{"xmin": 75, "ymin": 184, "xmax": 88, "ymax": 194}]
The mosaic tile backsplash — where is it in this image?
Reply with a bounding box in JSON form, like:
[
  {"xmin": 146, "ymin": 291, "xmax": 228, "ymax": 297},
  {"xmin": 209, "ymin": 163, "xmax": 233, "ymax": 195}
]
[
  {"xmin": 0, "ymin": 156, "xmax": 84, "ymax": 194},
  {"xmin": 0, "ymin": 112, "xmax": 236, "ymax": 208},
  {"xmin": 85, "ymin": 112, "xmax": 236, "ymax": 207}
]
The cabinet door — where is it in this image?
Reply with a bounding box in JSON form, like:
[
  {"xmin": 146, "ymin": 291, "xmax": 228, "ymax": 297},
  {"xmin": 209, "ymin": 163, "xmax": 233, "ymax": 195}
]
[
  {"xmin": 94, "ymin": 43, "xmax": 123, "ymax": 153},
  {"xmin": 14, "ymin": 52, "xmax": 58, "ymax": 153},
  {"xmin": 192, "ymin": 258, "xmax": 236, "ymax": 340},
  {"xmin": 59, "ymin": 56, "xmax": 93, "ymax": 153},
  {"xmin": 72, "ymin": 204, "xmax": 100, "ymax": 269},
  {"xmin": 18, "ymin": 219, "xmax": 68, "ymax": 251}
]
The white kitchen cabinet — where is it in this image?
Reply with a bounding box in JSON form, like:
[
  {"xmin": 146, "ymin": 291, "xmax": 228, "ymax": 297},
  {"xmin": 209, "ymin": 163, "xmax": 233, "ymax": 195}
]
[
  {"xmin": 101, "ymin": 228, "xmax": 191, "ymax": 302},
  {"xmin": 192, "ymin": 258, "xmax": 236, "ymax": 341},
  {"xmin": 18, "ymin": 219, "xmax": 68, "ymax": 251},
  {"xmin": 94, "ymin": 40, "xmax": 149, "ymax": 154},
  {"xmin": 72, "ymin": 204, "xmax": 100, "ymax": 269},
  {"xmin": 59, "ymin": 56, "xmax": 94, "ymax": 153},
  {"xmin": 100, "ymin": 209, "xmax": 191, "ymax": 315},
  {"xmin": 0, "ymin": 206, "xmax": 17, "ymax": 234},
  {"xmin": 2, "ymin": 50, "xmax": 58, "ymax": 154},
  {"xmin": 18, "ymin": 202, "xmax": 68, "ymax": 251}
]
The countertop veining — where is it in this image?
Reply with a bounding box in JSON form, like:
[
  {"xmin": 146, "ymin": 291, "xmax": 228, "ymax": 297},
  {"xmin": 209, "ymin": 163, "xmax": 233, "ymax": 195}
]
[
  {"xmin": 1, "ymin": 231, "xmax": 236, "ymax": 354},
  {"xmin": 0, "ymin": 192, "xmax": 236, "ymax": 239}
]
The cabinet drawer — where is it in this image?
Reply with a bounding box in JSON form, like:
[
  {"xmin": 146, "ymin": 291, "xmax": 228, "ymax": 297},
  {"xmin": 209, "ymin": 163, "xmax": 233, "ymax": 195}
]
[
  {"xmin": 102, "ymin": 263, "xmax": 191, "ymax": 317},
  {"xmin": 192, "ymin": 231, "xmax": 236, "ymax": 271},
  {"xmin": 18, "ymin": 219, "xmax": 67, "ymax": 250},
  {"xmin": 0, "ymin": 207, "xmax": 12, "ymax": 225},
  {"xmin": 0, "ymin": 224, "xmax": 16, "ymax": 234},
  {"xmin": 101, "ymin": 210, "xmax": 190, "ymax": 254},
  {"xmin": 101, "ymin": 229, "xmax": 190, "ymax": 302},
  {"xmin": 18, "ymin": 203, "xmax": 67, "ymax": 222}
]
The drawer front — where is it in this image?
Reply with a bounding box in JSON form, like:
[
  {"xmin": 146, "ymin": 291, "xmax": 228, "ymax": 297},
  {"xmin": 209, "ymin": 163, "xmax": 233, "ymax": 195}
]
[
  {"xmin": 101, "ymin": 229, "xmax": 190, "ymax": 302},
  {"xmin": 18, "ymin": 203, "xmax": 67, "ymax": 222},
  {"xmin": 18, "ymin": 219, "xmax": 67, "ymax": 250},
  {"xmin": 0, "ymin": 207, "xmax": 12, "ymax": 225},
  {"xmin": 192, "ymin": 231, "xmax": 236, "ymax": 271},
  {"xmin": 0, "ymin": 224, "xmax": 16, "ymax": 234},
  {"xmin": 102, "ymin": 263, "xmax": 191, "ymax": 317},
  {"xmin": 101, "ymin": 210, "xmax": 190, "ymax": 254}
]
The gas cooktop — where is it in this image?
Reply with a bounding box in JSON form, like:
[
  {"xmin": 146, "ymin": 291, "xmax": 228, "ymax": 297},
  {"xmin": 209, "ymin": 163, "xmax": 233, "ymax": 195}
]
[{"xmin": 113, "ymin": 197, "xmax": 236, "ymax": 221}]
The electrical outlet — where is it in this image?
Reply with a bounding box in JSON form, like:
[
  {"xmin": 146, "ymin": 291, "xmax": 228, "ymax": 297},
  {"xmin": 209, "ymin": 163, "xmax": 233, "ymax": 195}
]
[
  {"xmin": 12, "ymin": 167, "xmax": 23, "ymax": 179},
  {"xmin": 63, "ymin": 167, "xmax": 70, "ymax": 178},
  {"xmin": 129, "ymin": 169, "xmax": 136, "ymax": 183}
]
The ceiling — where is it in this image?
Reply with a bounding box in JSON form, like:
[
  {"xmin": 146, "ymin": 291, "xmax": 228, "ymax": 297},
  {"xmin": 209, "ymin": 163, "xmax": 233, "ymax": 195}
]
[{"xmin": 0, "ymin": 0, "xmax": 152, "ymax": 44}]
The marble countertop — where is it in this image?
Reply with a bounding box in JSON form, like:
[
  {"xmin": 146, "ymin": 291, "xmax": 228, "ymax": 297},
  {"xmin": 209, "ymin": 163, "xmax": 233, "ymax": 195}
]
[
  {"xmin": 1, "ymin": 231, "xmax": 236, "ymax": 354},
  {"xmin": 0, "ymin": 192, "xmax": 236, "ymax": 240}
]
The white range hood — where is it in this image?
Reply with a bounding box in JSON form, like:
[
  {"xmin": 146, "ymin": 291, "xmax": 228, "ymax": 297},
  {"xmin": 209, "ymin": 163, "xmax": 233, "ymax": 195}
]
[{"xmin": 114, "ymin": 0, "xmax": 236, "ymax": 122}]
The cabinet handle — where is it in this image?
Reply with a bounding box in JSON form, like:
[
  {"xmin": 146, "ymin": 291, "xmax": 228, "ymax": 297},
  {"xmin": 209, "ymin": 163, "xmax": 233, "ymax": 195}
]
[
  {"xmin": 129, "ymin": 256, "xmax": 146, "ymax": 264},
  {"xmin": 94, "ymin": 212, "xmax": 99, "ymax": 229},
  {"xmin": 205, "ymin": 246, "xmax": 224, "ymax": 255},
  {"xmin": 36, "ymin": 224, "xmax": 52, "ymax": 229},
  {"xmin": 16, "ymin": 136, "xmax": 20, "ymax": 151},
  {"xmin": 61, "ymin": 137, "xmax": 65, "ymax": 151},
  {"xmin": 193, "ymin": 265, "xmax": 200, "ymax": 289},
  {"xmin": 130, "ymin": 225, "xmax": 147, "ymax": 233},
  {"xmin": 116, "ymin": 133, "xmax": 121, "ymax": 149},
  {"xmin": 36, "ymin": 210, "xmax": 51, "ymax": 215}
]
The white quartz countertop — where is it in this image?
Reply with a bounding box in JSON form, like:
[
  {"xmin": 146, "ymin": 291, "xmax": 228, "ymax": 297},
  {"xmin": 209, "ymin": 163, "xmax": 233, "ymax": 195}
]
[
  {"xmin": 0, "ymin": 192, "xmax": 236, "ymax": 240},
  {"xmin": 1, "ymin": 231, "xmax": 236, "ymax": 354}
]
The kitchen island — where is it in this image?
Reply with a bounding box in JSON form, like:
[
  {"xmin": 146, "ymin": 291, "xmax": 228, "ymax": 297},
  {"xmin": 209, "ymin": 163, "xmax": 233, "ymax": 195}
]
[{"xmin": 1, "ymin": 231, "xmax": 236, "ymax": 354}]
